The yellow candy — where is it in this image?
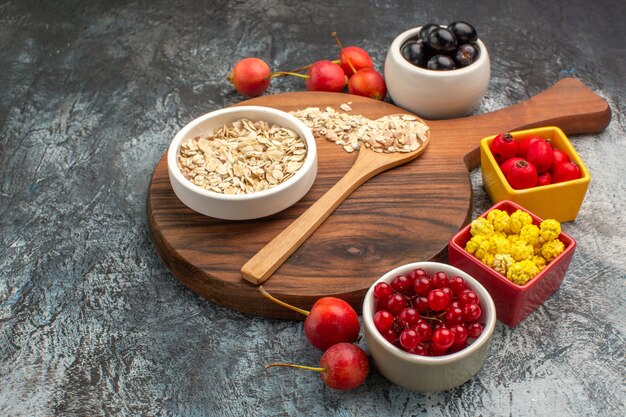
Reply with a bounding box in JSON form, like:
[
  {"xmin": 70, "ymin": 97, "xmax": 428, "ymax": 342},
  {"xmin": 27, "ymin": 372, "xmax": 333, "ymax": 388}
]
[
  {"xmin": 520, "ymin": 224, "xmax": 541, "ymax": 246},
  {"xmin": 487, "ymin": 209, "xmax": 511, "ymax": 234},
  {"xmin": 470, "ymin": 217, "xmax": 494, "ymax": 237},
  {"xmin": 489, "ymin": 234, "xmax": 511, "ymax": 255},
  {"xmin": 510, "ymin": 240, "xmax": 534, "ymax": 262},
  {"xmin": 540, "ymin": 219, "xmax": 562, "ymax": 242},
  {"xmin": 541, "ymin": 239, "xmax": 565, "ymax": 262},
  {"xmin": 506, "ymin": 259, "xmax": 540, "ymax": 285},
  {"xmin": 493, "ymin": 253, "xmax": 516, "ymax": 275},
  {"xmin": 509, "ymin": 210, "xmax": 533, "ymax": 234}
]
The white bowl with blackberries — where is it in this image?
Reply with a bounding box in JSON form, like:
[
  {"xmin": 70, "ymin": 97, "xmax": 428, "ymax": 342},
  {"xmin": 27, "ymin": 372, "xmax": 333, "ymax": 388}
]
[{"xmin": 385, "ymin": 21, "xmax": 490, "ymax": 120}]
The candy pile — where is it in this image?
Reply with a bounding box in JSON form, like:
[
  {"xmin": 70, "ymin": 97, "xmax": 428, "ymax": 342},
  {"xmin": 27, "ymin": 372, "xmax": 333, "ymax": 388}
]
[{"xmin": 464, "ymin": 209, "xmax": 565, "ymax": 285}]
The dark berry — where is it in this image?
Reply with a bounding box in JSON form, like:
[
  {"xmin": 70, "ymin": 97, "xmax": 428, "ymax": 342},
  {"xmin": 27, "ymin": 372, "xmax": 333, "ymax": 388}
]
[
  {"xmin": 448, "ymin": 21, "xmax": 478, "ymax": 43},
  {"xmin": 454, "ymin": 43, "xmax": 480, "ymax": 67},
  {"xmin": 427, "ymin": 54, "xmax": 456, "ymax": 70},
  {"xmin": 426, "ymin": 27, "xmax": 457, "ymax": 52},
  {"xmin": 419, "ymin": 23, "xmax": 440, "ymax": 42},
  {"xmin": 401, "ymin": 40, "xmax": 430, "ymax": 68}
]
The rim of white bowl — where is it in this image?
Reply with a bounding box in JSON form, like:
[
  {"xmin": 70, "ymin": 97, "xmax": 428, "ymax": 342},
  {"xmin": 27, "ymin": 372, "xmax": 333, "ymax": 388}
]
[
  {"xmin": 390, "ymin": 26, "xmax": 489, "ymax": 78},
  {"xmin": 363, "ymin": 261, "xmax": 497, "ymax": 365},
  {"xmin": 167, "ymin": 105, "xmax": 317, "ymax": 201}
]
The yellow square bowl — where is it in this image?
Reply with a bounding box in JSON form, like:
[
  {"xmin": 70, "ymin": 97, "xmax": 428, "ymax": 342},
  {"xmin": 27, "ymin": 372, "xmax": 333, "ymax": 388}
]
[{"xmin": 480, "ymin": 126, "xmax": 590, "ymax": 222}]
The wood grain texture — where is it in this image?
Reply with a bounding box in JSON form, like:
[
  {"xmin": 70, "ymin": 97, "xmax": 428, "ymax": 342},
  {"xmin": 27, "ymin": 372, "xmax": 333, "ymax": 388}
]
[
  {"xmin": 147, "ymin": 78, "xmax": 610, "ymax": 319},
  {"xmin": 241, "ymin": 122, "xmax": 430, "ymax": 285}
]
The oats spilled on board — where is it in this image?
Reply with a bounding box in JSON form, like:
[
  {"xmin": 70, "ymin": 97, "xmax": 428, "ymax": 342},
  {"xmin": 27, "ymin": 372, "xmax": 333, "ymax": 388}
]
[
  {"xmin": 289, "ymin": 104, "xmax": 429, "ymax": 153},
  {"xmin": 177, "ymin": 118, "xmax": 307, "ymax": 194}
]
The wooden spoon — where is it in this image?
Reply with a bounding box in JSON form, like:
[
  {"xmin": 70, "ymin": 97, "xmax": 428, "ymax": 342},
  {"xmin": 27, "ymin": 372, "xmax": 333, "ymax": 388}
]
[{"xmin": 240, "ymin": 124, "xmax": 431, "ymax": 285}]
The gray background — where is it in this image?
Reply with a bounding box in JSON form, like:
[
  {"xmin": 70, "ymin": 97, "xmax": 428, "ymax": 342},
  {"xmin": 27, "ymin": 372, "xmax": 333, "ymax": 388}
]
[{"xmin": 1, "ymin": 1, "xmax": 624, "ymax": 416}]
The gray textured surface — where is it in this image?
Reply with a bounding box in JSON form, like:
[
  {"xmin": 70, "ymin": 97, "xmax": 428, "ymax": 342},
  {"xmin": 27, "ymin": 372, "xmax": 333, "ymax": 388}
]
[{"xmin": 1, "ymin": 1, "xmax": 625, "ymax": 416}]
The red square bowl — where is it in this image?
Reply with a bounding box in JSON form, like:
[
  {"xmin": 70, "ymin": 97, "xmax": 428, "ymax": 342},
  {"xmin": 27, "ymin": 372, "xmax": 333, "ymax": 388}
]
[{"xmin": 448, "ymin": 200, "xmax": 576, "ymax": 327}]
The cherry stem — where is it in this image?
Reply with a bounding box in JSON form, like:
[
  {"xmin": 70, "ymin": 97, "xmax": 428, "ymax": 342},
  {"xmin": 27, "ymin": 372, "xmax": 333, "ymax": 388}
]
[
  {"xmin": 259, "ymin": 286, "xmax": 310, "ymax": 316},
  {"xmin": 331, "ymin": 32, "xmax": 356, "ymax": 74},
  {"xmin": 270, "ymin": 71, "xmax": 309, "ymax": 79},
  {"xmin": 285, "ymin": 60, "xmax": 342, "ymax": 73},
  {"xmin": 265, "ymin": 363, "xmax": 325, "ymax": 373},
  {"xmin": 420, "ymin": 314, "xmax": 443, "ymax": 323}
]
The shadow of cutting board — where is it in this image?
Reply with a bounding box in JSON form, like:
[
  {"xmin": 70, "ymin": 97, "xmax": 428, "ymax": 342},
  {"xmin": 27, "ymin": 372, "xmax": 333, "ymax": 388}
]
[{"xmin": 147, "ymin": 78, "xmax": 610, "ymax": 319}]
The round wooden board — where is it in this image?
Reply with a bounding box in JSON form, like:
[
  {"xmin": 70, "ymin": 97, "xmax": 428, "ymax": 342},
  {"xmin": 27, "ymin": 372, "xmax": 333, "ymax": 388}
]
[{"xmin": 147, "ymin": 80, "xmax": 610, "ymax": 319}]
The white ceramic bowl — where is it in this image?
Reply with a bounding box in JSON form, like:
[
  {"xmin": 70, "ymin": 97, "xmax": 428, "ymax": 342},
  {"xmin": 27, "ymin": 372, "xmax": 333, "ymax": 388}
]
[
  {"xmin": 363, "ymin": 261, "xmax": 496, "ymax": 392},
  {"xmin": 167, "ymin": 106, "xmax": 317, "ymax": 220},
  {"xmin": 384, "ymin": 26, "xmax": 490, "ymax": 119}
]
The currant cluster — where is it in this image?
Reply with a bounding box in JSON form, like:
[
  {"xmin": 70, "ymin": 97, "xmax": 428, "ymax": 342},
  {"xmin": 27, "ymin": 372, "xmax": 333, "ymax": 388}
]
[{"xmin": 373, "ymin": 269, "xmax": 484, "ymax": 356}]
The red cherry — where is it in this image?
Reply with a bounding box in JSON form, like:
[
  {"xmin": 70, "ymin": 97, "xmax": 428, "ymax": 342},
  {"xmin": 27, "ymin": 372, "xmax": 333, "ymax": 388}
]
[
  {"xmin": 414, "ymin": 296, "xmax": 429, "ymax": 314},
  {"xmin": 490, "ymin": 132, "xmax": 518, "ymax": 164},
  {"xmin": 444, "ymin": 306, "xmax": 465, "ymax": 325},
  {"xmin": 517, "ymin": 136, "xmax": 542, "ymax": 158},
  {"xmin": 266, "ymin": 343, "xmax": 369, "ymax": 391},
  {"xmin": 339, "ymin": 46, "xmax": 374, "ymax": 77},
  {"xmin": 260, "ymin": 287, "xmax": 359, "ymax": 351},
  {"xmin": 537, "ymin": 171, "xmax": 552, "ymax": 187},
  {"xmin": 506, "ymin": 159, "xmax": 538, "ymax": 189},
  {"xmin": 408, "ymin": 344, "xmax": 430, "ymax": 356},
  {"xmin": 306, "ymin": 60, "xmax": 347, "ymax": 92},
  {"xmin": 227, "ymin": 57, "xmax": 271, "ymax": 97},
  {"xmin": 526, "ymin": 140, "xmax": 554, "ymax": 173},
  {"xmin": 499, "ymin": 157, "xmax": 524, "ymax": 178},
  {"xmin": 552, "ymin": 161, "xmax": 582, "ymax": 183},
  {"xmin": 348, "ymin": 68, "xmax": 387, "ymax": 100}
]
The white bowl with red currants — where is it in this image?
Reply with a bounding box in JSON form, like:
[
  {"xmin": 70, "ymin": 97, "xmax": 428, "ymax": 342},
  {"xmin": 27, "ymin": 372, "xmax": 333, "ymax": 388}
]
[
  {"xmin": 384, "ymin": 22, "xmax": 490, "ymax": 119},
  {"xmin": 363, "ymin": 262, "xmax": 496, "ymax": 392}
]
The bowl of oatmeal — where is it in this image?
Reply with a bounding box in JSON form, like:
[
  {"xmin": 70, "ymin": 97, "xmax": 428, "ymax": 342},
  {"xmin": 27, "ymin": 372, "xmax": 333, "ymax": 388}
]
[{"xmin": 167, "ymin": 106, "xmax": 317, "ymax": 220}]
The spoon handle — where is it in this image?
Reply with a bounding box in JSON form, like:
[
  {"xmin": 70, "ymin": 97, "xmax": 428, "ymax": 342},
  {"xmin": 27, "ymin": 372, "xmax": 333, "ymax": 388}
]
[{"xmin": 241, "ymin": 152, "xmax": 377, "ymax": 286}]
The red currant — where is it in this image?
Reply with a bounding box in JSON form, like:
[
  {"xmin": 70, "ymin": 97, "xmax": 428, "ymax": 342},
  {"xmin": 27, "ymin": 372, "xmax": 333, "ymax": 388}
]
[
  {"xmin": 458, "ymin": 289, "xmax": 479, "ymax": 306},
  {"xmin": 398, "ymin": 308, "xmax": 420, "ymax": 328},
  {"xmin": 373, "ymin": 310, "xmax": 394, "ymax": 333},
  {"xmin": 407, "ymin": 268, "xmax": 428, "ymax": 281},
  {"xmin": 449, "ymin": 324, "xmax": 468, "ymax": 346},
  {"xmin": 386, "ymin": 293, "xmax": 407, "ymax": 315},
  {"xmin": 412, "ymin": 277, "xmax": 431, "ymax": 296},
  {"xmin": 463, "ymin": 303, "xmax": 482, "ymax": 322},
  {"xmin": 448, "ymin": 276, "xmax": 467, "ymax": 295},
  {"xmin": 391, "ymin": 274, "xmax": 413, "ymax": 295},
  {"xmin": 430, "ymin": 271, "xmax": 449, "ymax": 289},
  {"xmin": 430, "ymin": 344, "xmax": 449, "ymax": 356},
  {"xmin": 374, "ymin": 282, "xmax": 393, "ymax": 302},
  {"xmin": 467, "ymin": 322, "xmax": 483, "ymax": 339},
  {"xmin": 427, "ymin": 289, "xmax": 450, "ymax": 311},
  {"xmin": 444, "ymin": 306, "xmax": 464, "ymax": 325},
  {"xmin": 414, "ymin": 296, "xmax": 429, "ymax": 314},
  {"xmin": 399, "ymin": 329, "xmax": 420, "ymax": 350},
  {"xmin": 408, "ymin": 344, "xmax": 430, "ymax": 356},
  {"xmin": 414, "ymin": 319, "xmax": 432, "ymax": 342},
  {"xmin": 441, "ymin": 287, "xmax": 453, "ymax": 301},
  {"xmin": 431, "ymin": 327, "xmax": 454, "ymax": 350},
  {"xmin": 382, "ymin": 328, "xmax": 398, "ymax": 344}
]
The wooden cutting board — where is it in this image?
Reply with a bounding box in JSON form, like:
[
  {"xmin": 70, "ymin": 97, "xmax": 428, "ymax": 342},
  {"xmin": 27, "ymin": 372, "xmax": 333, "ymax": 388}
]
[{"xmin": 147, "ymin": 78, "xmax": 610, "ymax": 319}]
